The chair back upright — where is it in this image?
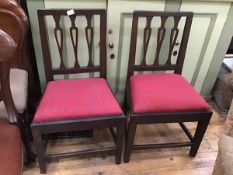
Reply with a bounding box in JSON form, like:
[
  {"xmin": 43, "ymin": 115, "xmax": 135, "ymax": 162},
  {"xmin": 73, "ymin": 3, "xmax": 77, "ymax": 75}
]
[
  {"xmin": 127, "ymin": 11, "xmax": 193, "ymax": 80},
  {"xmin": 38, "ymin": 9, "xmax": 107, "ymax": 83},
  {"xmin": 0, "ymin": 29, "xmax": 18, "ymax": 123}
]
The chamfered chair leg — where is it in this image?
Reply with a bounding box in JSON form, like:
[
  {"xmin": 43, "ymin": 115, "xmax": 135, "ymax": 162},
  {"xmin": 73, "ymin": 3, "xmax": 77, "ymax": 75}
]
[
  {"xmin": 189, "ymin": 117, "xmax": 211, "ymax": 157},
  {"xmin": 115, "ymin": 123, "xmax": 125, "ymax": 164},
  {"xmin": 124, "ymin": 120, "xmax": 137, "ymax": 163},
  {"xmin": 32, "ymin": 129, "xmax": 46, "ymax": 174}
]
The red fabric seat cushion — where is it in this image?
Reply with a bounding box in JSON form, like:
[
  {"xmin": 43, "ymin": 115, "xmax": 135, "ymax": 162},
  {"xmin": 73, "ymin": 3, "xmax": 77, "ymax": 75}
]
[
  {"xmin": 0, "ymin": 119, "xmax": 22, "ymax": 175},
  {"xmin": 34, "ymin": 78, "xmax": 123, "ymax": 123},
  {"xmin": 130, "ymin": 74, "xmax": 210, "ymax": 114}
]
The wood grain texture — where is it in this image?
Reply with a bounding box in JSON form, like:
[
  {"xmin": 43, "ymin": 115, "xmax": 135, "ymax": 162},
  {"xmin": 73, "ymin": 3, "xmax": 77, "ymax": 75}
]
[
  {"xmin": 24, "ymin": 110, "xmax": 224, "ymax": 175},
  {"xmin": 0, "ymin": 0, "xmax": 41, "ymax": 105}
]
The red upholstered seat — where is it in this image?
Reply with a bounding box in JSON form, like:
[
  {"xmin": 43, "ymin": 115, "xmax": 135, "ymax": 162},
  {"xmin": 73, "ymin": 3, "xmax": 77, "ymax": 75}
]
[
  {"xmin": 34, "ymin": 78, "xmax": 123, "ymax": 123},
  {"xmin": 130, "ymin": 74, "xmax": 209, "ymax": 114}
]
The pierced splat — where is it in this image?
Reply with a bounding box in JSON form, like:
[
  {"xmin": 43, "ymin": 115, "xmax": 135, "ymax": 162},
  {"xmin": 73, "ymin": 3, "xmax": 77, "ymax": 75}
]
[
  {"xmin": 166, "ymin": 16, "xmax": 181, "ymax": 65},
  {"xmin": 69, "ymin": 15, "xmax": 80, "ymax": 68},
  {"xmin": 141, "ymin": 16, "xmax": 153, "ymax": 66},
  {"xmin": 154, "ymin": 16, "xmax": 167, "ymax": 65},
  {"xmin": 53, "ymin": 15, "xmax": 65, "ymax": 69},
  {"xmin": 38, "ymin": 9, "xmax": 107, "ymax": 82},
  {"xmin": 85, "ymin": 14, "xmax": 94, "ymax": 67},
  {"xmin": 127, "ymin": 11, "xmax": 193, "ymax": 80}
]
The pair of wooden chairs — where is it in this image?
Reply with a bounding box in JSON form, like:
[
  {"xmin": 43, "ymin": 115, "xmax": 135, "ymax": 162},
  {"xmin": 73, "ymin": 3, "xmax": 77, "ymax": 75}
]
[{"xmin": 32, "ymin": 9, "xmax": 212, "ymax": 174}]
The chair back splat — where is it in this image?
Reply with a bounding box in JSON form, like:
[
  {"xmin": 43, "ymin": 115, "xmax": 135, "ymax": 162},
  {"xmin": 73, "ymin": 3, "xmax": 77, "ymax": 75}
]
[
  {"xmin": 127, "ymin": 11, "xmax": 193, "ymax": 80},
  {"xmin": 38, "ymin": 9, "xmax": 107, "ymax": 82}
]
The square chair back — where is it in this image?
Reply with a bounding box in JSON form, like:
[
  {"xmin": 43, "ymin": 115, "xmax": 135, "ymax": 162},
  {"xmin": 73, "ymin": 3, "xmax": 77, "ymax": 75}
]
[
  {"xmin": 127, "ymin": 11, "xmax": 193, "ymax": 80},
  {"xmin": 38, "ymin": 9, "xmax": 107, "ymax": 82}
]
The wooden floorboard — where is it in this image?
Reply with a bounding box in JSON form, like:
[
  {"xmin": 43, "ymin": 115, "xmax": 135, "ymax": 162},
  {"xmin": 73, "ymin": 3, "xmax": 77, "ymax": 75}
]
[{"xmin": 23, "ymin": 110, "xmax": 225, "ymax": 175}]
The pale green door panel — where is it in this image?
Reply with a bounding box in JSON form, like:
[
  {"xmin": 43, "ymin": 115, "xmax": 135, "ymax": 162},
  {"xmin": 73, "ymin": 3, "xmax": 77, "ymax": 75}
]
[
  {"xmin": 107, "ymin": 0, "xmax": 166, "ymax": 102},
  {"xmin": 180, "ymin": 2, "xmax": 231, "ymax": 92},
  {"xmin": 25, "ymin": 0, "xmax": 233, "ymax": 102},
  {"xmin": 201, "ymin": 4, "xmax": 233, "ymax": 98}
]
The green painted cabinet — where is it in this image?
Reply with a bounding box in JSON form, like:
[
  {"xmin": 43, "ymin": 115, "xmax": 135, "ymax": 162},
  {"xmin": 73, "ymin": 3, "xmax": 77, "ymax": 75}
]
[{"xmin": 26, "ymin": 0, "xmax": 233, "ymax": 103}]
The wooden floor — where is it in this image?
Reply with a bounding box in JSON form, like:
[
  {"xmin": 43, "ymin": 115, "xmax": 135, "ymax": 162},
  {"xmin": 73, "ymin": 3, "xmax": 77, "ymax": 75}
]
[{"xmin": 23, "ymin": 110, "xmax": 225, "ymax": 175}]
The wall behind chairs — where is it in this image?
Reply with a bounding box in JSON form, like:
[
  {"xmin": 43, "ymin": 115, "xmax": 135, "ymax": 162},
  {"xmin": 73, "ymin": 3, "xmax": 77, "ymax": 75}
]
[{"xmin": 25, "ymin": 0, "xmax": 233, "ymax": 103}]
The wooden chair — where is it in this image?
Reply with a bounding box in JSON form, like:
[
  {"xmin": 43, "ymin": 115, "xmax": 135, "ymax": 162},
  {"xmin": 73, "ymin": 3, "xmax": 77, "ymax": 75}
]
[
  {"xmin": 0, "ymin": 0, "xmax": 35, "ymax": 162},
  {"xmin": 124, "ymin": 11, "xmax": 213, "ymax": 163},
  {"xmin": 0, "ymin": 29, "xmax": 23, "ymax": 175},
  {"xmin": 31, "ymin": 9, "xmax": 125, "ymax": 174}
]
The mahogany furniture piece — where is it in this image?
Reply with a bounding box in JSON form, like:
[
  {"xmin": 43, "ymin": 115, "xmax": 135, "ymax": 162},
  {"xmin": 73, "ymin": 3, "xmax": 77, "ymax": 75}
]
[
  {"xmin": 124, "ymin": 11, "xmax": 213, "ymax": 162},
  {"xmin": 0, "ymin": 0, "xmax": 41, "ymax": 110},
  {"xmin": 0, "ymin": 29, "xmax": 23, "ymax": 175},
  {"xmin": 31, "ymin": 9, "xmax": 125, "ymax": 174},
  {"xmin": 0, "ymin": 0, "xmax": 35, "ymax": 162}
]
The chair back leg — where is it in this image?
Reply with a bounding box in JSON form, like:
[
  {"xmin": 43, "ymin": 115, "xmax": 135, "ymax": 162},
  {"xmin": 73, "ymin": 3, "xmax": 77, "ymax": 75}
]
[
  {"xmin": 115, "ymin": 124, "xmax": 125, "ymax": 164},
  {"xmin": 189, "ymin": 116, "xmax": 212, "ymax": 157},
  {"xmin": 32, "ymin": 129, "xmax": 46, "ymax": 174}
]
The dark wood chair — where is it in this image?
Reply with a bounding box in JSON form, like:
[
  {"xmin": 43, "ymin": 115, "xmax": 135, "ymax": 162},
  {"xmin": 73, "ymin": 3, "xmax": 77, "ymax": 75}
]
[
  {"xmin": 0, "ymin": 0, "xmax": 35, "ymax": 162},
  {"xmin": 0, "ymin": 29, "xmax": 23, "ymax": 175},
  {"xmin": 31, "ymin": 9, "xmax": 125, "ymax": 174},
  {"xmin": 124, "ymin": 11, "xmax": 213, "ymax": 163}
]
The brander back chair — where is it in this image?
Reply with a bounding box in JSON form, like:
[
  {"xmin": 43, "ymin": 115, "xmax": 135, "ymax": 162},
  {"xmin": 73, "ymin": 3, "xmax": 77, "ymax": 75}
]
[
  {"xmin": 0, "ymin": 0, "xmax": 35, "ymax": 162},
  {"xmin": 124, "ymin": 11, "xmax": 213, "ymax": 163},
  {"xmin": 31, "ymin": 9, "xmax": 125, "ymax": 174}
]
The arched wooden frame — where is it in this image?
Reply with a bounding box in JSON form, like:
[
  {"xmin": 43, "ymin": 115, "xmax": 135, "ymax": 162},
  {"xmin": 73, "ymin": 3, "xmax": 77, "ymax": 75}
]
[
  {"xmin": 0, "ymin": 29, "xmax": 18, "ymax": 123},
  {"xmin": 0, "ymin": 0, "xmax": 28, "ymax": 69},
  {"xmin": 0, "ymin": 6, "xmax": 26, "ymax": 124}
]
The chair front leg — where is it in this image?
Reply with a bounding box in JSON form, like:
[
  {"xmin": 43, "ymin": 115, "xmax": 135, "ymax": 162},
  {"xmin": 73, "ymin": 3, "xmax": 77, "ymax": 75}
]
[
  {"xmin": 19, "ymin": 112, "xmax": 36, "ymax": 163},
  {"xmin": 115, "ymin": 123, "xmax": 125, "ymax": 164},
  {"xmin": 124, "ymin": 119, "xmax": 137, "ymax": 163},
  {"xmin": 32, "ymin": 129, "xmax": 46, "ymax": 174},
  {"xmin": 189, "ymin": 116, "xmax": 211, "ymax": 157}
]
